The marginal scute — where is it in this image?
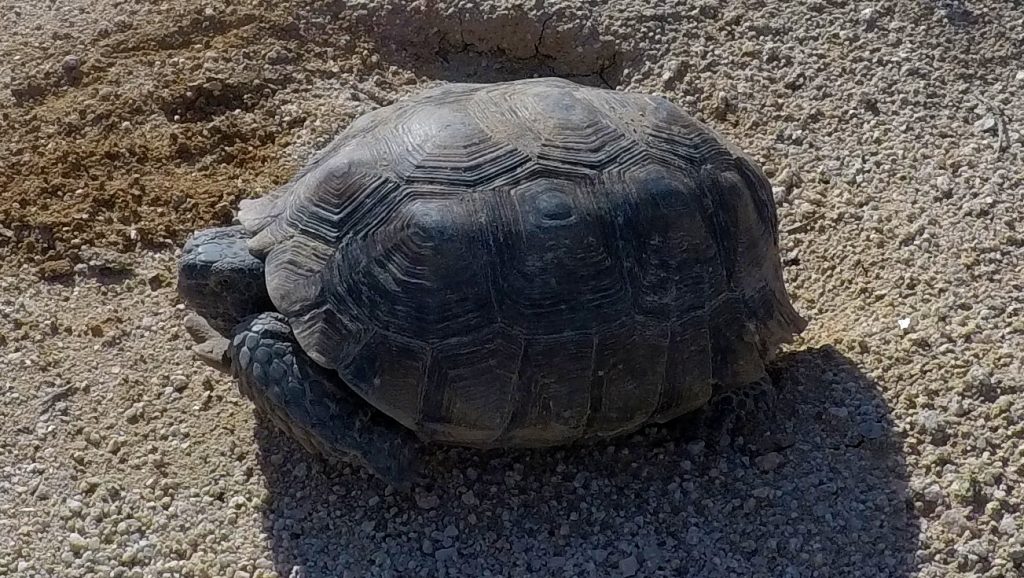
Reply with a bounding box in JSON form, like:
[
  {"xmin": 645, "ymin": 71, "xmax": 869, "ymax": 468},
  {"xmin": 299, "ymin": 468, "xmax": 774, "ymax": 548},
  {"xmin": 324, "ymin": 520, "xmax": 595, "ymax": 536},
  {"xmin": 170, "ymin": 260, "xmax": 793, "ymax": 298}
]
[
  {"xmin": 241, "ymin": 77, "xmax": 805, "ymax": 447},
  {"xmin": 343, "ymin": 331, "xmax": 429, "ymax": 429},
  {"xmin": 587, "ymin": 320, "xmax": 668, "ymax": 433},
  {"xmin": 498, "ymin": 333, "xmax": 595, "ymax": 446},
  {"xmin": 418, "ymin": 328, "xmax": 523, "ymax": 445},
  {"xmin": 262, "ymin": 233, "xmax": 333, "ymax": 316},
  {"xmin": 291, "ymin": 304, "xmax": 372, "ymax": 372}
]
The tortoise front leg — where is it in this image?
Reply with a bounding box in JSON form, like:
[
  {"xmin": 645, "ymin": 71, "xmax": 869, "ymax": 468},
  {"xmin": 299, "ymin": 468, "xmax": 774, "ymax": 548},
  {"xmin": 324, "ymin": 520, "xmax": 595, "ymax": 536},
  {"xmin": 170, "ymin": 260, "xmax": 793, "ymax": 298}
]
[{"xmin": 222, "ymin": 312, "xmax": 423, "ymax": 489}]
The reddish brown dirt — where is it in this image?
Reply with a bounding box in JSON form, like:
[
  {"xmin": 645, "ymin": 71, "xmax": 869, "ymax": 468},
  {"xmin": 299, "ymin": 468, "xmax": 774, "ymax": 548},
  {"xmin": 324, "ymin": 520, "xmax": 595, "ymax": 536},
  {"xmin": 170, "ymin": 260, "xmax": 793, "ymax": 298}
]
[{"xmin": 0, "ymin": 0, "xmax": 376, "ymax": 273}]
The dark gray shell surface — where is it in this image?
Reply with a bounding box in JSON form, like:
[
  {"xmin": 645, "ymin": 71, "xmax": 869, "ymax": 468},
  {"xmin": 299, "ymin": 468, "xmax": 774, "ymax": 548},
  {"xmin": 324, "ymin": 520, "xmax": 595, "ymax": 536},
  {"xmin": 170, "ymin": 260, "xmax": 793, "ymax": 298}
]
[{"xmin": 237, "ymin": 77, "xmax": 806, "ymax": 447}]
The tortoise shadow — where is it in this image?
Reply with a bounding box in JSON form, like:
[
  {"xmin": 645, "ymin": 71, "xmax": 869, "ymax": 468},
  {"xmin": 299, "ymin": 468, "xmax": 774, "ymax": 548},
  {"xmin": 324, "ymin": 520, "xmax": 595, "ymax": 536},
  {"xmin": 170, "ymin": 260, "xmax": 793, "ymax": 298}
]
[{"xmin": 252, "ymin": 346, "xmax": 920, "ymax": 577}]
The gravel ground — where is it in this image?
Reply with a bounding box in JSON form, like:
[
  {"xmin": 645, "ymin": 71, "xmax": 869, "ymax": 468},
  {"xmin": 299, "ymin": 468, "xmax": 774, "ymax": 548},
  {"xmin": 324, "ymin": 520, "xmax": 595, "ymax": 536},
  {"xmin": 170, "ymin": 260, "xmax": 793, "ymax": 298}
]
[{"xmin": 2, "ymin": 0, "xmax": 1023, "ymax": 577}]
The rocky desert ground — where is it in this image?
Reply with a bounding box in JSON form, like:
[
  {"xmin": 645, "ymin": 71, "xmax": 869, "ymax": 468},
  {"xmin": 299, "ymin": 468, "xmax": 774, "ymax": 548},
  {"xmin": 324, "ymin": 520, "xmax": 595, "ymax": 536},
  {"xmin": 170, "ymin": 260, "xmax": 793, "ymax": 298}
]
[{"xmin": 1, "ymin": 0, "xmax": 1023, "ymax": 577}]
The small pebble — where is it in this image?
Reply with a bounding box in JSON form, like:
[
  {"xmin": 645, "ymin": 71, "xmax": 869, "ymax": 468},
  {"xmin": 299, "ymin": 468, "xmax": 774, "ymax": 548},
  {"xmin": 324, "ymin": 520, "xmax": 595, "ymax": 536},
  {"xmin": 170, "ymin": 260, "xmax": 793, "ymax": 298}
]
[
  {"xmin": 68, "ymin": 532, "xmax": 89, "ymax": 553},
  {"xmin": 61, "ymin": 54, "xmax": 81, "ymax": 76},
  {"xmin": 974, "ymin": 115, "xmax": 997, "ymax": 134},
  {"xmin": 434, "ymin": 547, "xmax": 457, "ymax": 562},
  {"xmin": 755, "ymin": 453, "xmax": 784, "ymax": 472},
  {"xmin": 619, "ymin": 555, "xmax": 640, "ymax": 577},
  {"xmin": 416, "ymin": 493, "xmax": 439, "ymax": 510},
  {"xmin": 828, "ymin": 407, "xmax": 849, "ymax": 419},
  {"xmin": 858, "ymin": 421, "xmax": 885, "ymax": 440}
]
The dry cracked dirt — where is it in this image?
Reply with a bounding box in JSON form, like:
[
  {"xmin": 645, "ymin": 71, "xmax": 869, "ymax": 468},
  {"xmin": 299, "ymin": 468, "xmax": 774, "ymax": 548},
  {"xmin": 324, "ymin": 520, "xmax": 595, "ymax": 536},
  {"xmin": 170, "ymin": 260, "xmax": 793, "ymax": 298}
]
[{"xmin": 1, "ymin": 0, "xmax": 1023, "ymax": 577}]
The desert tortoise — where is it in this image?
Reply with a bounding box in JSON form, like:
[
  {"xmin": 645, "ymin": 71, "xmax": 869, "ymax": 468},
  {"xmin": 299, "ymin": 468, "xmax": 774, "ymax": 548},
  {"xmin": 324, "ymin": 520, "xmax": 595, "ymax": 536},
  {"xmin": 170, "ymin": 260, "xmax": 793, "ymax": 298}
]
[{"xmin": 177, "ymin": 77, "xmax": 806, "ymax": 488}]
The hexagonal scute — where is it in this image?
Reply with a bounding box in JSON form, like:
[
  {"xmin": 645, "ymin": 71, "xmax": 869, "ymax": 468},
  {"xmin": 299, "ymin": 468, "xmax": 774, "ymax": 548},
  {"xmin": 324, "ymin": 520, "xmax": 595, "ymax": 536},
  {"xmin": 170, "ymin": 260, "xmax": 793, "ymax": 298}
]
[
  {"xmin": 486, "ymin": 177, "xmax": 632, "ymax": 336},
  {"xmin": 604, "ymin": 162, "xmax": 720, "ymax": 321},
  {"xmin": 322, "ymin": 195, "xmax": 498, "ymax": 344},
  {"xmin": 377, "ymin": 104, "xmax": 532, "ymax": 188},
  {"xmin": 640, "ymin": 95, "xmax": 735, "ymax": 170},
  {"xmin": 475, "ymin": 81, "xmax": 643, "ymax": 173}
]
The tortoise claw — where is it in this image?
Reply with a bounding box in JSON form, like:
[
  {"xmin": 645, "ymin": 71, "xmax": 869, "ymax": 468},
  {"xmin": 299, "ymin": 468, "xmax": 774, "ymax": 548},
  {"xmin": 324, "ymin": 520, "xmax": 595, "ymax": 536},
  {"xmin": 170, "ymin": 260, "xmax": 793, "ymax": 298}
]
[{"xmin": 183, "ymin": 313, "xmax": 231, "ymax": 373}]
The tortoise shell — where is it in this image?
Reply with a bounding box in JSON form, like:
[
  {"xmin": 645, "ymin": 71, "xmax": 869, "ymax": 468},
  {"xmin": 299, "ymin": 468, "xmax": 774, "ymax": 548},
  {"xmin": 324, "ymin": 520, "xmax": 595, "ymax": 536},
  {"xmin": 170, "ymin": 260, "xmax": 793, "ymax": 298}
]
[{"xmin": 236, "ymin": 77, "xmax": 806, "ymax": 447}]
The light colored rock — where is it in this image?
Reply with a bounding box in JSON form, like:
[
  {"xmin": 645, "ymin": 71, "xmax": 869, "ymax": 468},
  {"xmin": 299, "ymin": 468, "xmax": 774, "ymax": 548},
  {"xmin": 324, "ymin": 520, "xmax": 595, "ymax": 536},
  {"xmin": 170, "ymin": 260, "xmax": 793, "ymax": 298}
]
[
  {"xmin": 619, "ymin": 555, "xmax": 639, "ymax": 576},
  {"xmin": 755, "ymin": 453, "xmax": 784, "ymax": 472}
]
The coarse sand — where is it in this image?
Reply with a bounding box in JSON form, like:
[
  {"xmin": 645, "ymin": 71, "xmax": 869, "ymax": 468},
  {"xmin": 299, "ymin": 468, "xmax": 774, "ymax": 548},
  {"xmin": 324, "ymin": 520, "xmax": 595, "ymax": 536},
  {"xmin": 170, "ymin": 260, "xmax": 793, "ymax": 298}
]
[{"xmin": 1, "ymin": 1, "xmax": 1022, "ymax": 576}]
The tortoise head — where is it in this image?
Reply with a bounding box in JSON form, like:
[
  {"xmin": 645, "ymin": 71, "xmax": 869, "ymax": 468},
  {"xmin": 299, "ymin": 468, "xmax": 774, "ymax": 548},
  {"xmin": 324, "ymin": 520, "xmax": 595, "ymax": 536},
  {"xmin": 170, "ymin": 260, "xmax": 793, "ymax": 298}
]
[{"xmin": 177, "ymin": 225, "xmax": 274, "ymax": 337}]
